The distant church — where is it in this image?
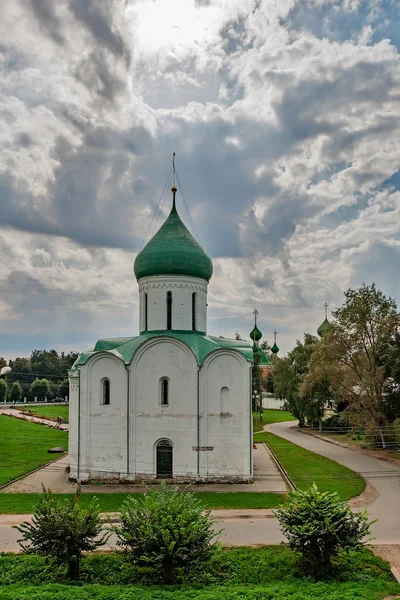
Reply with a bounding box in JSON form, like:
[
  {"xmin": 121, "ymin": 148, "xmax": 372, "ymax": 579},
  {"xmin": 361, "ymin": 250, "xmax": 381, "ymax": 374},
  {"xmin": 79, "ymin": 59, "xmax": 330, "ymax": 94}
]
[{"xmin": 68, "ymin": 170, "xmax": 253, "ymax": 482}]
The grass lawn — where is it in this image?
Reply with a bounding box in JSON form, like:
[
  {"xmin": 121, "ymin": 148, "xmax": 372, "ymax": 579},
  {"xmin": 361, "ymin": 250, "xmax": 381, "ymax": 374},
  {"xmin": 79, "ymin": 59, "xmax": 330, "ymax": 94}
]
[
  {"xmin": 0, "ymin": 491, "xmax": 288, "ymax": 514},
  {"xmin": 253, "ymin": 409, "xmax": 295, "ymax": 432},
  {"xmin": 22, "ymin": 405, "xmax": 69, "ymax": 423},
  {"xmin": 0, "ymin": 415, "xmax": 68, "ymax": 486},
  {"xmin": 0, "ymin": 547, "xmax": 398, "ymax": 599},
  {"xmin": 254, "ymin": 431, "xmax": 365, "ymax": 501}
]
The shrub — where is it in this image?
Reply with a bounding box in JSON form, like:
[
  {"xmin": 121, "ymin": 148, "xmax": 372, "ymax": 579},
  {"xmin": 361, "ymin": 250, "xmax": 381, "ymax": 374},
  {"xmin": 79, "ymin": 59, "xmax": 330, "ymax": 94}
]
[
  {"xmin": 275, "ymin": 484, "xmax": 373, "ymax": 579},
  {"xmin": 114, "ymin": 483, "xmax": 221, "ymax": 584},
  {"xmin": 13, "ymin": 486, "xmax": 109, "ymax": 580},
  {"xmin": 9, "ymin": 381, "xmax": 22, "ymax": 404}
]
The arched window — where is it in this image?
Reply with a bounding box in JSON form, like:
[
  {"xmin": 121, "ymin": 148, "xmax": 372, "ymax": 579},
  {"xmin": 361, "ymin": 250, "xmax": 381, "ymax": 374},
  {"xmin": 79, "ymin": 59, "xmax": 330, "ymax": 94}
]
[
  {"xmin": 144, "ymin": 292, "xmax": 148, "ymax": 332},
  {"xmin": 156, "ymin": 439, "xmax": 173, "ymax": 478},
  {"xmin": 160, "ymin": 378, "xmax": 169, "ymax": 405},
  {"xmin": 192, "ymin": 292, "xmax": 197, "ymax": 330},
  {"xmin": 102, "ymin": 379, "xmax": 110, "ymax": 405},
  {"xmin": 220, "ymin": 386, "xmax": 229, "ymax": 414},
  {"xmin": 166, "ymin": 291, "xmax": 172, "ymax": 330}
]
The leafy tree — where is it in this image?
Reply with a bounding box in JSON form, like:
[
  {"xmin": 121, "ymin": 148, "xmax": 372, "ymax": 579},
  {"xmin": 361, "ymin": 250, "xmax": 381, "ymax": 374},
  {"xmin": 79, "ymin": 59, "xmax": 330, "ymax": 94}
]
[
  {"xmin": 8, "ymin": 357, "xmax": 31, "ymax": 375},
  {"xmin": 302, "ymin": 284, "xmax": 400, "ymax": 447},
  {"xmin": 14, "ymin": 487, "xmax": 108, "ymax": 580},
  {"xmin": 275, "ymin": 484, "xmax": 373, "ymax": 579},
  {"xmin": 30, "ymin": 378, "xmax": 50, "ymax": 401},
  {"xmin": 252, "ymin": 349, "xmax": 263, "ymax": 411},
  {"xmin": 260, "ymin": 340, "xmax": 272, "ymax": 358},
  {"xmin": 58, "ymin": 378, "xmax": 70, "ymax": 399},
  {"xmin": 0, "ymin": 357, "xmax": 6, "ymax": 369},
  {"xmin": 0, "ymin": 378, "xmax": 7, "ymax": 403},
  {"xmin": 30, "ymin": 350, "xmax": 60, "ymax": 377},
  {"xmin": 274, "ymin": 334, "xmax": 329, "ymax": 426},
  {"xmin": 114, "ymin": 484, "xmax": 220, "ymax": 584},
  {"xmin": 9, "ymin": 381, "xmax": 22, "ymax": 404}
]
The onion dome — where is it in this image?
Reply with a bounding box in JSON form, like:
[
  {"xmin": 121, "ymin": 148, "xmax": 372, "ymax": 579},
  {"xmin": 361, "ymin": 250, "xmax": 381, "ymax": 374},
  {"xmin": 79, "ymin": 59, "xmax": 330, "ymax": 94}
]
[
  {"xmin": 250, "ymin": 325, "xmax": 262, "ymax": 342},
  {"xmin": 271, "ymin": 342, "xmax": 279, "ymax": 354},
  {"xmin": 134, "ymin": 189, "xmax": 213, "ymax": 282},
  {"xmin": 317, "ymin": 318, "xmax": 331, "ymax": 338}
]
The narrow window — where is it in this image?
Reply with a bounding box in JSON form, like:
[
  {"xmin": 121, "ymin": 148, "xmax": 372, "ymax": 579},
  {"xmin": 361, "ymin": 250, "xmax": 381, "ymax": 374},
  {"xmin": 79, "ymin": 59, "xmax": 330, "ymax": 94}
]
[
  {"xmin": 161, "ymin": 378, "xmax": 169, "ymax": 405},
  {"xmin": 220, "ymin": 386, "xmax": 229, "ymax": 413},
  {"xmin": 167, "ymin": 291, "xmax": 172, "ymax": 330},
  {"xmin": 102, "ymin": 379, "xmax": 110, "ymax": 405},
  {"xmin": 144, "ymin": 292, "xmax": 148, "ymax": 332},
  {"xmin": 192, "ymin": 292, "xmax": 197, "ymax": 330}
]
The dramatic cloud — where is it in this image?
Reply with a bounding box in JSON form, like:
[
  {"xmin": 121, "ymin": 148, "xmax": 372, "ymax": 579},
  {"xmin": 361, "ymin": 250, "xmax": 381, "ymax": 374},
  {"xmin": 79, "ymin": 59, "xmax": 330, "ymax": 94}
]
[{"xmin": 1, "ymin": 0, "xmax": 400, "ymax": 357}]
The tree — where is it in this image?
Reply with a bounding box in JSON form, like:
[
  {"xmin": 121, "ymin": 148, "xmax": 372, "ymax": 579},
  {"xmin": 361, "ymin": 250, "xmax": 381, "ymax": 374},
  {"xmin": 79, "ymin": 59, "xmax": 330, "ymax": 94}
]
[
  {"xmin": 30, "ymin": 378, "xmax": 50, "ymax": 400},
  {"xmin": 14, "ymin": 487, "xmax": 108, "ymax": 580},
  {"xmin": 252, "ymin": 348, "xmax": 263, "ymax": 411},
  {"xmin": 302, "ymin": 284, "xmax": 400, "ymax": 447},
  {"xmin": 275, "ymin": 484, "xmax": 373, "ymax": 579},
  {"xmin": 30, "ymin": 350, "xmax": 60, "ymax": 377},
  {"xmin": 9, "ymin": 381, "xmax": 22, "ymax": 404},
  {"xmin": 0, "ymin": 378, "xmax": 7, "ymax": 403},
  {"xmin": 8, "ymin": 357, "xmax": 31, "ymax": 375},
  {"xmin": 274, "ymin": 334, "xmax": 329, "ymax": 426},
  {"xmin": 114, "ymin": 484, "xmax": 220, "ymax": 584},
  {"xmin": 58, "ymin": 378, "xmax": 70, "ymax": 399}
]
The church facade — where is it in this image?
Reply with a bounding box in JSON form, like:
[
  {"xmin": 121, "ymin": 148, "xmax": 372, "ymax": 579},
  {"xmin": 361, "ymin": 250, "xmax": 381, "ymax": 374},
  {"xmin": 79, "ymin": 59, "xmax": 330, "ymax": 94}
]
[{"xmin": 68, "ymin": 184, "xmax": 253, "ymax": 482}]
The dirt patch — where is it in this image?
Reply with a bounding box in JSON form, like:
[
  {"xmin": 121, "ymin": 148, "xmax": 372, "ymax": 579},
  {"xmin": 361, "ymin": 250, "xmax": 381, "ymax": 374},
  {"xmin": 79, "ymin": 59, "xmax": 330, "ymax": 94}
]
[
  {"xmin": 372, "ymin": 545, "xmax": 400, "ymax": 583},
  {"xmin": 348, "ymin": 479, "xmax": 380, "ymax": 509}
]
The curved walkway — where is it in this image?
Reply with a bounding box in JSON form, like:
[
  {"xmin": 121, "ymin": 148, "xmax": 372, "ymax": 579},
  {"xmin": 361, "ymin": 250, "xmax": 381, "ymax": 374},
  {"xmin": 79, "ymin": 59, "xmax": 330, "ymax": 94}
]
[
  {"xmin": 266, "ymin": 421, "xmax": 400, "ymax": 544},
  {"xmin": 0, "ymin": 408, "xmax": 68, "ymax": 431}
]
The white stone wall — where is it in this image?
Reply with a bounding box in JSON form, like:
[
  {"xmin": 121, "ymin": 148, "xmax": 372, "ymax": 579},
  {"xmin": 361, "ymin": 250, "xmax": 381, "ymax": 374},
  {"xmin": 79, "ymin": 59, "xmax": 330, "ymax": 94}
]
[
  {"xmin": 138, "ymin": 275, "xmax": 208, "ymax": 332},
  {"xmin": 69, "ymin": 341, "xmax": 252, "ymax": 482}
]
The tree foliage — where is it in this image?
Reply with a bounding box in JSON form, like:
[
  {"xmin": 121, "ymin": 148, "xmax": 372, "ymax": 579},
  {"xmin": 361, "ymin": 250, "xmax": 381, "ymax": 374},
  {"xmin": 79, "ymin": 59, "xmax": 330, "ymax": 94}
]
[
  {"xmin": 302, "ymin": 284, "xmax": 400, "ymax": 447},
  {"xmin": 30, "ymin": 378, "xmax": 51, "ymax": 400},
  {"xmin": 114, "ymin": 484, "xmax": 220, "ymax": 584},
  {"xmin": 14, "ymin": 487, "xmax": 108, "ymax": 580},
  {"xmin": 9, "ymin": 381, "xmax": 22, "ymax": 403},
  {"xmin": 275, "ymin": 484, "xmax": 373, "ymax": 579},
  {"xmin": 58, "ymin": 378, "xmax": 70, "ymax": 399},
  {"xmin": 0, "ymin": 378, "xmax": 7, "ymax": 403},
  {"xmin": 274, "ymin": 334, "xmax": 330, "ymax": 426}
]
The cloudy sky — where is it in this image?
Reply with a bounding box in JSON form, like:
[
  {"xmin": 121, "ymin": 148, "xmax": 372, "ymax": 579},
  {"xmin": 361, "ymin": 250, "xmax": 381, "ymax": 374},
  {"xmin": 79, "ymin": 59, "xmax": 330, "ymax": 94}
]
[{"xmin": 1, "ymin": 0, "xmax": 400, "ymax": 359}]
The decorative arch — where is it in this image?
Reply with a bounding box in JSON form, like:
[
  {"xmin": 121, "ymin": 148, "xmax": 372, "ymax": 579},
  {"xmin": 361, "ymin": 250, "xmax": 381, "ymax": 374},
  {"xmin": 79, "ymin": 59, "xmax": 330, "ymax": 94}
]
[
  {"xmin": 220, "ymin": 386, "xmax": 229, "ymax": 413},
  {"xmin": 155, "ymin": 438, "xmax": 173, "ymax": 478}
]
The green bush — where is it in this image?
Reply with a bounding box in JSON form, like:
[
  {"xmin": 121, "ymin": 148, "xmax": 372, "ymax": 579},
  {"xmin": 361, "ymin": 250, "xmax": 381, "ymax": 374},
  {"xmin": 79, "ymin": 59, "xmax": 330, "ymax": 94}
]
[
  {"xmin": 0, "ymin": 378, "xmax": 7, "ymax": 403},
  {"xmin": 9, "ymin": 381, "xmax": 22, "ymax": 404},
  {"xmin": 275, "ymin": 484, "xmax": 373, "ymax": 578},
  {"xmin": 29, "ymin": 378, "xmax": 50, "ymax": 401},
  {"xmin": 13, "ymin": 487, "xmax": 109, "ymax": 580},
  {"xmin": 114, "ymin": 483, "xmax": 221, "ymax": 584}
]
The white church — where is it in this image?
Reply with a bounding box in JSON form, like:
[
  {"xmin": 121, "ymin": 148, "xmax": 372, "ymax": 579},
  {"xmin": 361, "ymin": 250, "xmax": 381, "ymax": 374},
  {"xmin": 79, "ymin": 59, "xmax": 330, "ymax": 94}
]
[{"xmin": 68, "ymin": 177, "xmax": 253, "ymax": 482}]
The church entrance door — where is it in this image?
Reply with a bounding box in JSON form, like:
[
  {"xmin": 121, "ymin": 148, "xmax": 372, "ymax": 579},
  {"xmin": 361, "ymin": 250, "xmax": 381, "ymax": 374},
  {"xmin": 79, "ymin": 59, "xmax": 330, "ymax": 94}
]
[{"xmin": 156, "ymin": 440, "xmax": 173, "ymax": 478}]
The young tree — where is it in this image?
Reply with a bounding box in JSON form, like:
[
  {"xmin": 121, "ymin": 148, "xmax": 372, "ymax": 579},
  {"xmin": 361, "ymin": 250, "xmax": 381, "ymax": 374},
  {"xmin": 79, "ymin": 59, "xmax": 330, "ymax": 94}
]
[
  {"xmin": 114, "ymin": 484, "xmax": 220, "ymax": 584},
  {"xmin": 0, "ymin": 378, "xmax": 7, "ymax": 403},
  {"xmin": 9, "ymin": 381, "xmax": 22, "ymax": 404},
  {"xmin": 302, "ymin": 284, "xmax": 400, "ymax": 447},
  {"xmin": 275, "ymin": 484, "xmax": 373, "ymax": 578},
  {"xmin": 14, "ymin": 487, "xmax": 108, "ymax": 580},
  {"xmin": 30, "ymin": 378, "xmax": 50, "ymax": 401}
]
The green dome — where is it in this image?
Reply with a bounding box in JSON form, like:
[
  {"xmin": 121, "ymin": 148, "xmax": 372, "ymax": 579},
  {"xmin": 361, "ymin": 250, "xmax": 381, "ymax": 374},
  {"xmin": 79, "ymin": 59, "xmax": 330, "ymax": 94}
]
[
  {"xmin": 271, "ymin": 342, "xmax": 279, "ymax": 354},
  {"xmin": 317, "ymin": 318, "xmax": 331, "ymax": 337},
  {"xmin": 134, "ymin": 201, "xmax": 213, "ymax": 281},
  {"xmin": 250, "ymin": 325, "xmax": 262, "ymax": 342}
]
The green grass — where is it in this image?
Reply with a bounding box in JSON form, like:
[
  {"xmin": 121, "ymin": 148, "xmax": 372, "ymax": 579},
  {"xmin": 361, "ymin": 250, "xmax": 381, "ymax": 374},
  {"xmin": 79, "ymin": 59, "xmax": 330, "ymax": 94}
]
[
  {"xmin": 22, "ymin": 405, "xmax": 69, "ymax": 423},
  {"xmin": 253, "ymin": 409, "xmax": 295, "ymax": 432},
  {"xmin": 0, "ymin": 547, "xmax": 398, "ymax": 599},
  {"xmin": 0, "ymin": 491, "xmax": 287, "ymax": 514},
  {"xmin": 0, "ymin": 415, "xmax": 68, "ymax": 486},
  {"xmin": 254, "ymin": 431, "xmax": 365, "ymax": 501}
]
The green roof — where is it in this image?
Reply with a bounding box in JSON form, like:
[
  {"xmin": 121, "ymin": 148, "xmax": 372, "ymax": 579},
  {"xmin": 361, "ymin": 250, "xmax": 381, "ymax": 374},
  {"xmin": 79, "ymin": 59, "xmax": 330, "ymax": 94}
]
[
  {"xmin": 72, "ymin": 331, "xmax": 253, "ymax": 369},
  {"xmin": 249, "ymin": 325, "xmax": 262, "ymax": 342},
  {"xmin": 317, "ymin": 318, "xmax": 331, "ymax": 337},
  {"xmin": 252, "ymin": 343, "xmax": 272, "ymax": 365},
  {"xmin": 134, "ymin": 200, "xmax": 213, "ymax": 281},
  {"xmin": 271, "ymin": 342, "xmax": 279, "ymax": 354}
]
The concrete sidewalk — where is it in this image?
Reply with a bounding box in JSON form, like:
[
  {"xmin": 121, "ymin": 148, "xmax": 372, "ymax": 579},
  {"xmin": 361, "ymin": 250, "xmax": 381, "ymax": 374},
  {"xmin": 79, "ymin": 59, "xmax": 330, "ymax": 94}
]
[{"xmin": 2, "ymin": 443, "xmax": 287, "ymax": 494}]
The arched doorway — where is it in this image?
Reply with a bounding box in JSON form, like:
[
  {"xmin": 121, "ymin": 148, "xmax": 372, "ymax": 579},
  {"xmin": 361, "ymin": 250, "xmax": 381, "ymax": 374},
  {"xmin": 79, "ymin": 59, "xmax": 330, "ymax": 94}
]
[{"xmin": 156, "ymin": 439, "xmax": 173, "ymax": 478}]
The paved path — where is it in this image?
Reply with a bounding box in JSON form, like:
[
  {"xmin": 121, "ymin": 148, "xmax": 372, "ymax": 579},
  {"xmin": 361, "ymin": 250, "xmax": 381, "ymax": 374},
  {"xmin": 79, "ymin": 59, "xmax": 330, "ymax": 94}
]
[
  {"xmin": 3, "ymin": 443, "xmax": 287, "ymax": 494},
  {"xmin": 0, "ymin": 408, "xmax": 68, "ymax": 431},
  {"xmin": 266, "ymin": 421, "xmax": 400, "ymax": 544}
]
